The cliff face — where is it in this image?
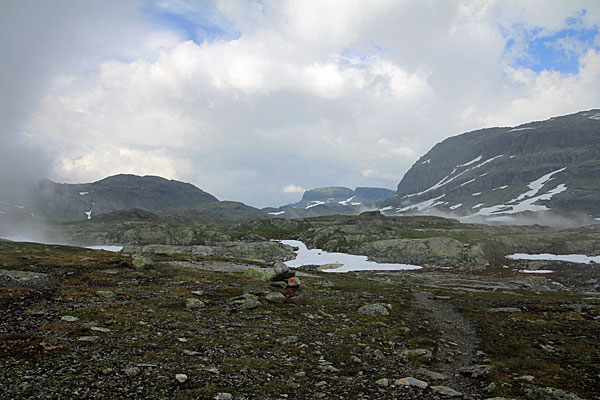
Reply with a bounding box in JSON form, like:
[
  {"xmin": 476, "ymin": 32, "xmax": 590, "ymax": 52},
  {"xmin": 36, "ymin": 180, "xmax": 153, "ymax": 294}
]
[{"xmin": 383, "ymin": 110, "xmax": 600, "ymax": 220}]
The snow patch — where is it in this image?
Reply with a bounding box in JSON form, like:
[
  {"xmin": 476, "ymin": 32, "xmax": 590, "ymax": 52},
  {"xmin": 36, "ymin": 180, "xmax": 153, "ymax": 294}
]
[
  {"xmin": 472, "ymin": 203, "xmax": 484, "ymax": 209},
  {"xmin": 397, "ymin": 194, "xmax": 445, "ymax": 213},
  {"xmin": 588, "ymin": 113, "xmax": 600, "ymax": 120},
  {"xmin": 472, "ymin": 192, "xmax": 481, "ymax": 196},
  {"xmin": 460, "ymin": 179, "xmax": 475, "ymax": 187},
  {"xmin": 519, "ymin": 270, "xmax": 554, "ymax": 274},
  {"xmin": 458, "ymin": 155, "xmax": 482, "ymax": 168},
  {"xmin": 492, "ymin": 185, "xmax": 508, "ymax": 191},
  {"xmin": 449, "ymin": 203, "xmax": 462, "ymax": 210},
  {"xmin": 280, "ymin": 240, "xmax": 422, "ymax": 273},
  {"xmin": 306, "ymin": 201, "xmax": 325, "ymax": 209},
  {"xmin": 338, "ymin": 196, "xmax": 355, "ymax": 206},
  {"xmin": 86, "ymin": 245, "xmax": 123, "ymax": 252},
  {"xmin": 79, "ymin": 192, "xmax": 89, "ymax": 196},
  {"xmin": 268, "ymin": 211, "xmax": 285, "ymax": 216},
  {"xmin": 509, "ymin": 127, "xmax": 535, "ymax": 132},
  {"xmin": 421, "ymin": 159, "xmax": 431, "ymax": 165},
  {"xmin": 507, "ymin": 253, "xmax": 600, "ymax": 264},
  {"xmin": 511, "ymin": 168, "xmax": 566, "ymax": 203},
  {"xmin": 379, "ymin": 206, "xmax": 393, "ymax": 212}
]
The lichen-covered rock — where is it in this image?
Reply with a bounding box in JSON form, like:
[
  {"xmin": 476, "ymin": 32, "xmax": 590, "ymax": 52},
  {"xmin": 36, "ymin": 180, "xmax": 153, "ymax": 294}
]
[
  {"xmin": 186, "ymin": 298, "xmax": 205, "ymax": 309},
  {"xmin": 131, "ymin": 253, "xmax": 153, "ymax": 269},
  {"xmin": 265, "ymin": 292, "xmax": 286, "ymax": 303},
  {"xmin": 358, "ymin": 303, "xmax": 390, "ymax": 316}
]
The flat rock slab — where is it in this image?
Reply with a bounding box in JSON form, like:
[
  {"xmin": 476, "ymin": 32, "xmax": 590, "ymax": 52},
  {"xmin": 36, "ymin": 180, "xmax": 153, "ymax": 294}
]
[
  {"xmin": 0, "ymin": 269, "xmax": 48, "ymax": 281},
  {"xmin": 431, "ymin": 385, "xmax": 463, "ymax": 397}
]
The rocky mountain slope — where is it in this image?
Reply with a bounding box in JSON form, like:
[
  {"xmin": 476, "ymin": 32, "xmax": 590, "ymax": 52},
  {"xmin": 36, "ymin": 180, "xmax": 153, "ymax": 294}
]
[
  {"xmin": 382, "ymin": 110, "xmax": 600, "ymax": 224},
  {"xmin": 29, "ymin": 174, "xmax": 219, "ymax": 221},
  {"xmin": 0, "ymin": 174, "xmax": 268, "ymax": 224},
  {"xmin": 264, "ymin": 186, "xmax": 395, "ymax": 218}
]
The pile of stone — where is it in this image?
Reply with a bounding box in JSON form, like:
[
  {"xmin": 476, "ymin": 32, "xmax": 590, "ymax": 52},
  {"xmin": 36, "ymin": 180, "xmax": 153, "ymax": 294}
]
[{"xmin": 266, "ymin": 261, "xmax": 305, "ymax": 305}]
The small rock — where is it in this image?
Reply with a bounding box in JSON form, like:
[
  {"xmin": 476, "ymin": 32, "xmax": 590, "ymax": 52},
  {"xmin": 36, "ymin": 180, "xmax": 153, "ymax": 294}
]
[
  {"xmin": 183, "ymin": 350, "xmax": 200, "ymax": 356},
  {"xmin": 287, "ymin": 277, "xmax": 301, "ymax": 288},
  {"xmin": 214, "ymin": 393, "xmax": 233, "ymax": 400},
  {"xmin": 190, "ymin": 290, "xmax": 204, "ymax": 296},
  {"xmin": 395, "ymin": 376, "xmax": 428, "ymax": 389},
  {"xmin": 123, "ymin": 367, "xmax": 140, "ymax": 376},
  {"xmin": 373, "ymin": 349, "xmax": 385, "ymax": 359},
  {"xmin": 460, "ymin": 364, "xmax": 492, "ymax": 378},
  {"xmin": 186, "ymin": 298, "xmax": 205, "ymax": 309},
  {"xmin": 417, "ymin": 368, "xmax": 448, "ymax": 380},
  {"xmin": 289, "ymin": 292, "xmax": 307, "ymax": 305},
  {"xmin": 295, "ymin": 371, "xmax": 306, "ymax": 378},
  {"xmin": 96, "ymin": 290, "xmax": 115, "ymax": 298},
  {"xmin": 532, "ymin": 387, "xmax": 585, "ymax": 400},
  {"xmin": 234, "ymin": 298, "xmax": 261, "ymax": 310},
  {"xmin": 90, "ymin": 326, "xmax": 111, "ymax": 333},
  {"xmin": 490, "ymin": 307, "xmax": 521, "ymax": 313},
  {"xmin": 277, "ymin": 335, "xmax": 298, "ymax": 345},
  {"xmin": 351, "ymin": 356, "xmax": 362, "ymax": 363},
  {"xmin": 401, "ymin": 348, "xmax": 433, "ymax": 362},
  {"xmin": 61, "ymin": 316, "xmax": 78, "ymax": 322},
  {"xmin": 132, "ymin": 253, "xmax": 153, "ymax": 269},
  {"xmin": 175, "ymin": 374, "xmax": 188, "ymax": 383},
  {"xmin": 518, "ymin": 374, "xmax": 535, "ymax": 382},
  {"xmin": 77, "ymin": 336, "xmax": 99, "ymax": 342},
  {"xmin": 358, "ymin": 303, "xmax": 390, "ymax": 316},
  {"xmin": 431, "ymin": 385, "xmax": 463, "ymax": 397},
  {"xmin": 265, "ymin": 292, "xmax": 287, "ymax": 303},
  {"xmin": 271, "ymin": 261, "xmax": 295, "ymax": 281},
  {"xmin": 375, "ymin": 378, "xmax": 389, "ymax": 387}
]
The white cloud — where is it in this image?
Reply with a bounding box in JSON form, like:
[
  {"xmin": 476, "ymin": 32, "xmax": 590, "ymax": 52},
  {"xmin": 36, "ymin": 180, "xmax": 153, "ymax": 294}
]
[
  {"xmin": 283, "ymin": 185, "xmax": 306, "ymax": 194},
  {"xmin": 9, "ymin": 0, "xmax": 600, "ymax": 208}
]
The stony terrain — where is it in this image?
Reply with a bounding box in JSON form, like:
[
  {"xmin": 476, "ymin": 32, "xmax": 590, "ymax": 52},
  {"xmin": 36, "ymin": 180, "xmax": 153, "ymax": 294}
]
[{"xmin": 1, "ymin": 237, "xmax": 599, "ymax": 399}]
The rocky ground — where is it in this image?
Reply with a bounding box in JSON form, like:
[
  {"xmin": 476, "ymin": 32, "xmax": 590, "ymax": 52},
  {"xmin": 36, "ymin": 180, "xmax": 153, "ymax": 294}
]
[{"xmin": 1, "ymin": 238, "xmax": 599, "ymax": 399}]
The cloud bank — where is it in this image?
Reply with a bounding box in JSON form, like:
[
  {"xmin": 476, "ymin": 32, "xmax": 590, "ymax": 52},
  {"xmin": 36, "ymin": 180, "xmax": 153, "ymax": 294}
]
[{"xmin": 3, "ymin": 1, "xmax": 600, "ymax": 207}]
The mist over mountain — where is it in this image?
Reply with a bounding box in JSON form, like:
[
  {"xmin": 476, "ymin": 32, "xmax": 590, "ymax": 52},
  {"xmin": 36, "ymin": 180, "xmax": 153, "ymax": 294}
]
[{"xmin": 381, "ymin": 109, "xmax": 600, "ymax": 224}]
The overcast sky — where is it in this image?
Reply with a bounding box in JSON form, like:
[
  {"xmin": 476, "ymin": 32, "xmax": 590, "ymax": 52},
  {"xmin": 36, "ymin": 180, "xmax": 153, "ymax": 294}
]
[{"xmin": 2, "ymin": 0, "xmax": 600, "ymax": 208}]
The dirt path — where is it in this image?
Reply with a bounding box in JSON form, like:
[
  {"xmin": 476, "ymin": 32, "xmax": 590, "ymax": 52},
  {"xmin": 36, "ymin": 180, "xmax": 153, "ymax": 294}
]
[{"xmin": 412, "ymin": 290, "xmax": 479, "ymax": 376}]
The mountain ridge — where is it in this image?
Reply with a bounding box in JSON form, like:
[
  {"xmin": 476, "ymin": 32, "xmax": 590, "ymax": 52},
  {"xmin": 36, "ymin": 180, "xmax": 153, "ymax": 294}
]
[{"xmin": 381, "ymin": 109, "xmax": 600, "ymax": 223}]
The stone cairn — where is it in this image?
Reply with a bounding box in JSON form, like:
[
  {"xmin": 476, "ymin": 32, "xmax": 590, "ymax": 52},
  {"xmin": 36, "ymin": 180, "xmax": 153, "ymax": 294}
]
[{"xmin": 268, "ymin": 261, "xmax": 305, "ymax": 305}]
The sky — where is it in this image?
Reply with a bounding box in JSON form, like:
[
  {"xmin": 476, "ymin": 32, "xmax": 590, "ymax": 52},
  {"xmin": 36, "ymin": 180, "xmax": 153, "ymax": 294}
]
[{"xmin": 1, "ymin": 0, "xmax": 600, "ymax": 208}]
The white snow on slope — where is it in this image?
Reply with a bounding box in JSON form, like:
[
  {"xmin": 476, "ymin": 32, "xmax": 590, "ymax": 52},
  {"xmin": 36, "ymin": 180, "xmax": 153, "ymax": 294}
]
[
  {"xmin": 509, "ymin": 127, "xmax": 535, "ymax": 132},
  {"xmin": 421, "ymin": 159, "xmax": 431, "ymax": 165},
  {"xmin": 403, "ymin": 155, "xmax": 503, "ymax": 199},
  {"xmin": 511, "ymin": 168, "xmax": 566, "ymax": 203},
  {"xmin": 588, "ymin": 113, "xmax": 600, "ymax": 120},
  {"xmin": 397, "ymin": 194, "xmax": 445, "ymax": 213},
  {"xmin": 458, "ymin": 155, "xmax": 482, "ymax": 168},
  {"xmin": 492, "ymin": 185, "xmax": 508, "ymax": 191},
  {"xmin": 338, "ymin": 196, "xmax": 355, "ymax": 206},
  {"xmin": 472, "ymin": 192, "xmax": 481, "ymax": 196},
  {"xmin": 449, "ymin": 203, "xmax": 462, "ymax": 210},
  {"xmin": 477, "ymin": 184, "xmax": 567, "ymax": 216},
  {"xmin": 79, "ymin": 192, "xmax": 89, "ymax": 196},
  {"xmin": 268, "ymin": 211, "xmax": 285, "ymax": 216},
  {"xmin": 306, "ymin": 201, "xmax": 325, "ymax": 209},
  {"xmin": 507, "ymin": 253, "xmax": 600, "ymax": 264},
  {"xmin": 461, "ymin": 179, "xmax": 475, "ymax": 187},
  {"xmin": 472, "ymin": 203, "xmax": 484, "ymax": 209},
  {"xmin": 280, "ymin": 240, "xmax": 422, "ymax": 273},
  {"xmin": 379, "ymin": 206, "xmax": 393, "ymax": 212}
]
